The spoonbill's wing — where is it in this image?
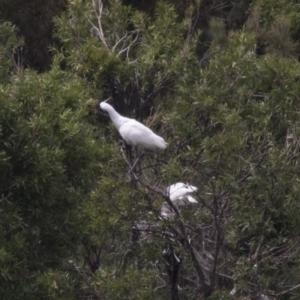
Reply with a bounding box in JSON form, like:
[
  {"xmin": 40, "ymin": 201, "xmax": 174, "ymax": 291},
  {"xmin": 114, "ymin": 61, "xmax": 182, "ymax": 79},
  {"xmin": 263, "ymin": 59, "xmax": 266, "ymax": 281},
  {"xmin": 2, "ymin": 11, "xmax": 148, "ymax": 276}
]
[
  {"xmin": 168, "ymin": 183, "xmax": 198, "ymax": 202},
  {"xmin": 185, "ymin": 185, "xmax": 198, "ymax": 193},
  {"xmin": 175, "ymin": 196, "xmax": 198, "ymax": 206},
  {"xmin": 167, "ymin": 183, "xmax": 185, "ymax": 201},
  {"xmin": 120, "ymin": 120, "xmax": 166, "ymax": 149},
  {"xmin": 187, "ymin": 195, "xmax": 198, "ymax": 203},
  {"xmin": 168, "ymin": 183, "xmax": 185, "ymax": 194},
  {"xmin": 119, "ymin": 120, "xmax": 148, "ymax": 144}
]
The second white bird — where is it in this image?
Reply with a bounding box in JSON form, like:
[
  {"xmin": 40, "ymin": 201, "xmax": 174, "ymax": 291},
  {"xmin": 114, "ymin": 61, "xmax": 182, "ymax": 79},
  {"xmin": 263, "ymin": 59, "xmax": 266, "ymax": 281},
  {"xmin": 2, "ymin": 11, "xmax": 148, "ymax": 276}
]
[{"xmin": 167, "ymin": 182, "xmax": 198, "ymax": 206}]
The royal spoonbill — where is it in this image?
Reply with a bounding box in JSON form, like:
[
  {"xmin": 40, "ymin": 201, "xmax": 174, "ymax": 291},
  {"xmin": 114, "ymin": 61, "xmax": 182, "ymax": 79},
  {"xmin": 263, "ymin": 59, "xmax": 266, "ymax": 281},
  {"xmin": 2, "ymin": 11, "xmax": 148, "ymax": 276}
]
[
  {"xmin": 160, "ymin": 182, "xmax": 198, "ymax": 220},
  {"xmin": 100, "ymin": 99, "xmax": 167, "ymax": 172},
  {"xmin": 100, "ymin": 99, "xmax": 167, "ymax": 149},
  {"xmin": 167, "ymin": 182, "xmax": 198, "ymax": 206}
]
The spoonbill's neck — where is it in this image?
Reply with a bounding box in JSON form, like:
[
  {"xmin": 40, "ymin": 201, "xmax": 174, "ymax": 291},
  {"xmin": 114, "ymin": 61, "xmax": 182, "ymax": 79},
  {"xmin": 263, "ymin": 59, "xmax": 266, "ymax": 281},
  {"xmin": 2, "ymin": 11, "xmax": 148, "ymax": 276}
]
[{"xmin": 103, "ymin": 103, "xmax": 129, "ymax": 130}]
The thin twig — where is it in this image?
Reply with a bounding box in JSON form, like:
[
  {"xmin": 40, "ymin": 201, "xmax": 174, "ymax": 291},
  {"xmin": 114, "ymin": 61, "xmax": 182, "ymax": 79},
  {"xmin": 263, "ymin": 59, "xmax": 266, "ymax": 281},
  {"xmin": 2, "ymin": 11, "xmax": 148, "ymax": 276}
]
[{"xmin": 276, "ymin": 284, "xmax": 300, "ymax": 296}]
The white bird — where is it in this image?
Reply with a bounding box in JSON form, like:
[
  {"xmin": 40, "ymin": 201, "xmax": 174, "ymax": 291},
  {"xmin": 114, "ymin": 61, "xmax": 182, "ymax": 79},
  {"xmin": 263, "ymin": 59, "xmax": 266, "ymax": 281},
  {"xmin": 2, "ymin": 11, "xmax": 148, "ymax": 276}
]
[
  {"xmin": 100, "ymin": 99, "xmax": 167, "ymax": 149},
  {"xmin": 167, "ymin": 182, "xmax": 198, "ymax": 206},
  {"xmin": 160, "ymin": 182, "xmax": 198, "ymax": 220},
  {"xmin": 100, "ymin": 99, "xmax": 167, "ymax": 173}
]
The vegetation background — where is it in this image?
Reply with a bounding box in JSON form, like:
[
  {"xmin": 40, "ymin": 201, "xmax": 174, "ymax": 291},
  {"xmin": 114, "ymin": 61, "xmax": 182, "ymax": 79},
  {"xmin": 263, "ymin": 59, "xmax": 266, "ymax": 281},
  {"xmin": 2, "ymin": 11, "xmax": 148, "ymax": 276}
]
[{"xmin": 1, "ymin": 0, "xmax": 300, "ymax": 299}]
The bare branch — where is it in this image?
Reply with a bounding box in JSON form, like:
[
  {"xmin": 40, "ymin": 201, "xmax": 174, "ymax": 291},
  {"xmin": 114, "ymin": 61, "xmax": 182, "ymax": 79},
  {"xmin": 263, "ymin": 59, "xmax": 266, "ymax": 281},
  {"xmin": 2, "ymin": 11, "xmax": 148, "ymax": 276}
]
[
  {"xmin": 276, "ymin": 284, "xmax": 300, "ymax": 296},
  {"xmin": 251, "ymin": 216, "xmax": 271, "ymax": 262},
  {"xmin": 90, "ymin": 0, "xmax": 139, "ymax": 58},
  {"xmin": 115, "ymin": 30, "xmax": 139, "ymax": 58},
  {"xmin": 112, "ymin": 32, "xmax": 128, "ymax": 52},
  {"xmin": 90, "ymin": 0, "xmax": 109, "ymax": 50}
]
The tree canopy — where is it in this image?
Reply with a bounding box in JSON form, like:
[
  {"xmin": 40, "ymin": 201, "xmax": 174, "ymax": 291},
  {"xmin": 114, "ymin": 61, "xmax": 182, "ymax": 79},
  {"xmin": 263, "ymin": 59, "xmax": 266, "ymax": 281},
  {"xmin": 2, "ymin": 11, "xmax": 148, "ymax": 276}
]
[{"xmin": 1, "ymin": 0, "xmax": 300, "ymax": 299}]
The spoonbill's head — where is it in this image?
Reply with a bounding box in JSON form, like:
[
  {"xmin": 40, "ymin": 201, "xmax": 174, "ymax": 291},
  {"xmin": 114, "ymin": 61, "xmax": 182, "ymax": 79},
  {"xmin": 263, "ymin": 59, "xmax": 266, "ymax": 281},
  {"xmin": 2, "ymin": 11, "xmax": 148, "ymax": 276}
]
[
  {"xmin": 103, "ymin": 97, "xmax": 112, "ymax": 103},
  {"xmin": 100, "ymin": 97, "xmax": 113, "ymax": 111}
]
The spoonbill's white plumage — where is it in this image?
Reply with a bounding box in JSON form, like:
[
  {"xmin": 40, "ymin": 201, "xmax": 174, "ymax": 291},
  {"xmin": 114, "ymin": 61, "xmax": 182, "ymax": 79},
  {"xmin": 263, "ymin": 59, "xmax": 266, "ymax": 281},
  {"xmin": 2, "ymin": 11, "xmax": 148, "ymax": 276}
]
[
  {"xmin": 167, "ymin": 182, "xmax": 198, "ymax": 206},
  {"xmin": 160, "ymin": 182, "xmax": 198, "ymax": 220},
  {"xmin": 100, "ymin": 100, "xmax": 167, "ymax": 149}
]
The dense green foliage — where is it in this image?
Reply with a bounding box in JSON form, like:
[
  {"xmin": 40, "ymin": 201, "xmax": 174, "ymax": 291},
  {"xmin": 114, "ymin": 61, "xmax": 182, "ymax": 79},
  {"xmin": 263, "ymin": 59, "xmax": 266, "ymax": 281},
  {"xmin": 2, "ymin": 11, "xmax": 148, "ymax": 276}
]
[{"xmin": 2, "ymin": 0, "xmax": 300, "ymax": 299}]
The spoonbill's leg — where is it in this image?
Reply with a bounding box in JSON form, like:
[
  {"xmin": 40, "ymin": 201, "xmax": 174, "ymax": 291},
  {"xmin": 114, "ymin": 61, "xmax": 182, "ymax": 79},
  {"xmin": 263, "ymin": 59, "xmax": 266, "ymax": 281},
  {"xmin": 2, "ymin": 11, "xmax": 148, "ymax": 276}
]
[
  {"xmin": 134, "ymin": 146, "xmax": 142, "ymax": 157},
  {"xmin": 125, "ymin": 142, "xmax": 133, "ymax": 166},
  {"xmin": 127, "ymin": 146, "xmax": 143, "ymax": 174}
]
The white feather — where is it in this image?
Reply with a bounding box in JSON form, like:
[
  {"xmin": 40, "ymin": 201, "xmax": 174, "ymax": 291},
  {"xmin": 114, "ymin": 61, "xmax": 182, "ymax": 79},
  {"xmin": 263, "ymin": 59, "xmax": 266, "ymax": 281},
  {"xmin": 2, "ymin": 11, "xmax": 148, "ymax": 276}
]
[
  {"xmin": 160, "ymin": 183, "xmax": 198, "ymax": 220},
  {"xmin": 167, "ymin": 182, "xmax": 198, "ymax": 205},
  {"xmin": 100, "ymin": 101, "xmax": 167, "ymax": 149}
]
